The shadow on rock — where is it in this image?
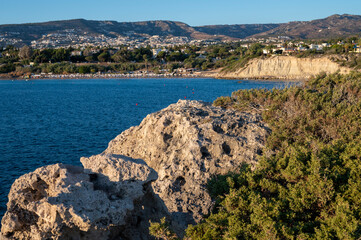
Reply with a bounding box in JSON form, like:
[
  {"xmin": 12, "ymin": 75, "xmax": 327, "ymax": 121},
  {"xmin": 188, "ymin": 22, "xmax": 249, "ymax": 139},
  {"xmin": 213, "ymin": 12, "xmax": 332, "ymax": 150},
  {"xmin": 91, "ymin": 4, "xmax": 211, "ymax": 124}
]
[
  {"xmin": 1, "ymin": 155, "xmax": 175, "ymax": 240},
  {"xmin": 1, "ymin": 100, "xmax": 269, "ymax": 239}
]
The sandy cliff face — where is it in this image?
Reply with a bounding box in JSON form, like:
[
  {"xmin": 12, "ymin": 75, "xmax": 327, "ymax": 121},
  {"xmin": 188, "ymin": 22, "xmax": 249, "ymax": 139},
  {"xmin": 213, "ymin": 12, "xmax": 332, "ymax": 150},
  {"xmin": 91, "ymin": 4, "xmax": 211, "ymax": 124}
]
[
  {"xmin": 1, "ymin": 100, "xmax": 269, "ymax": 239},
  {"xmin": 218, "ymin": 56, "xmax": 351, "ymax": 80}
]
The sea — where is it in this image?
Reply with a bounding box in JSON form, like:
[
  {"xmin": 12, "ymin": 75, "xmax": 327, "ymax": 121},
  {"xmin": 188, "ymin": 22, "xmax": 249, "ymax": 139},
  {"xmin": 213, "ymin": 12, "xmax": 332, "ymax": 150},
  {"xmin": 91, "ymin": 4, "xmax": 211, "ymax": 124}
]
[{"xmin": 0, "ymin": 78, "xmax": 290, "ymax": 219}]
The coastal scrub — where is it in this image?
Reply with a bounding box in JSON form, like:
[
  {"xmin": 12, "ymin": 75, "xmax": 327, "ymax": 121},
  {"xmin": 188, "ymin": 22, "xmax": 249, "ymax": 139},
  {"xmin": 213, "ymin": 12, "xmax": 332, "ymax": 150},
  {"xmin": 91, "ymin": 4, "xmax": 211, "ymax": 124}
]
[{"xmin": 185, "ymin": 72, "xmax": 361, "ymax": 239}]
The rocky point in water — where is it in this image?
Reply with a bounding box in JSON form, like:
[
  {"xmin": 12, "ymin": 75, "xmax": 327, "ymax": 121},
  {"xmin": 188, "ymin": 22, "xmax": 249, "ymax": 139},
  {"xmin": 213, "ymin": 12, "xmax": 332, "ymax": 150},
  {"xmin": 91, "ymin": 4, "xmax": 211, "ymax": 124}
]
[{"xmin": 1, "ymin": 100, "xmax": 270, "ymax": 239}]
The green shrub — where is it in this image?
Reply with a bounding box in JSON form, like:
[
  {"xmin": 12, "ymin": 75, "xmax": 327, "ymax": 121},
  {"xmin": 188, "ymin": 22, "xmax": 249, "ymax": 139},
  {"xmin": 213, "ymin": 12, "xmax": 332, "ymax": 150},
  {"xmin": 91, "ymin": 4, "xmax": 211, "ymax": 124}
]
[
  {"xmin": 0, "ymin": 63, "xmax": 15, "ymax": 73},
  {"xmin": 149, "ymin": 217, "xmax": 179, "ymax": 240},
  {"xmin": 185, "ymin": 73, "xmax": 361, "ymax": 239}
]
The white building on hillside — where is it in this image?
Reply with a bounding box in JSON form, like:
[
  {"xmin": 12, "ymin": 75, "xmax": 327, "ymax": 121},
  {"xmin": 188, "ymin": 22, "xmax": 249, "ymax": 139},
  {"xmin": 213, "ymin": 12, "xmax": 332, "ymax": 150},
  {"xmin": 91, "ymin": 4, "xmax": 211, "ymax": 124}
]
[
  {"xmin": 152, "ymin": 48, "xmax": 163, "ymax": 57},
  {"xmin": 70, "ymin": 50, "xmax": 82, "ymax": 56},
  {"xmin": 309, "ymin": 44, "xmax": 323, "ymax": 51}
]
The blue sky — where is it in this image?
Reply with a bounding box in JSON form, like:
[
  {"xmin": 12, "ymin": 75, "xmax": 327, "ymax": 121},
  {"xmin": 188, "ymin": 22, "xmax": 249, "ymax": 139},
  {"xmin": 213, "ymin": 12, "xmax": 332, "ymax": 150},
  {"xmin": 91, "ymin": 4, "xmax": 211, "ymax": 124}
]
[{"xmin": 1, "ymin": 0, "xmax": 361, "ymax": 26}]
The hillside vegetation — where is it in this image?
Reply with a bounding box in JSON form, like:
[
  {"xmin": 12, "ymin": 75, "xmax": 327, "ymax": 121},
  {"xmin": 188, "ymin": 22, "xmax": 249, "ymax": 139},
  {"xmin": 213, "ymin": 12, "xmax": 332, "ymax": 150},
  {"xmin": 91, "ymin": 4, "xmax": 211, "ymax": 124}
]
[
  {"xmin": 151, "ymin": 72, "xmax": 361, "ymax": 239},
  {"xmin": 253, "ymin": 14, "xmax": 361, "ymax": 39}
]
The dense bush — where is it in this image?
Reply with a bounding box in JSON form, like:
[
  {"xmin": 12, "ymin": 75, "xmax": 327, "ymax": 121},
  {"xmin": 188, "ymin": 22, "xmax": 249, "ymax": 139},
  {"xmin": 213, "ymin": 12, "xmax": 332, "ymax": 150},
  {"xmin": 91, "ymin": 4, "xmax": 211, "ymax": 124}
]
[
  {"xmin": 221, "ymin": 44, "xmax": 265, "ymax": 73},
  {"xmin": 0, "ymin": 63, "xmax": 16, "ymax": 73},
  {"xmin": 151, "ymin": 73, "xmax": 361, "ymax": 239},
  {"xmin": 185, "ymin": 73, "xmax": 361, "ymax": 239}
]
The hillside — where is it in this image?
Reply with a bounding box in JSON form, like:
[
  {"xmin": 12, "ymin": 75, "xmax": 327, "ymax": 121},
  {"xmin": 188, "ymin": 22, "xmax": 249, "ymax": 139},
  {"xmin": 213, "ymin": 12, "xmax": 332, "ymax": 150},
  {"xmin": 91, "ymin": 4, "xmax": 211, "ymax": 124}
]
[
  {"xmin": 252, "ymin": 14, "xmax": 361, "ymax": 39},
  {"xmin": 0, "ymin": 19, "xmax": 280, "ymax": 44},
  {"xmin": 0, "ymin": 19, "xmax": 230, "ymax": 45},
  {"xmin": 1, "ymin": 14, "xmax": 361, "ymax": 46},
  {"xmin": 194, "ymin": 23, "xmax": 280, "ymax": 39}
]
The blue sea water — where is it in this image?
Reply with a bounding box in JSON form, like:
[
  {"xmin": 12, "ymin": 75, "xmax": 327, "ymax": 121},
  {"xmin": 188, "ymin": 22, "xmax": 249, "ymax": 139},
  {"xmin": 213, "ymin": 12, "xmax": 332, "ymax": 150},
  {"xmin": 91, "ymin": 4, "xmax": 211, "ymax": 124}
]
[{"xmin": 0, "ymin": 78, "xmax": 289, "ymax": 219}]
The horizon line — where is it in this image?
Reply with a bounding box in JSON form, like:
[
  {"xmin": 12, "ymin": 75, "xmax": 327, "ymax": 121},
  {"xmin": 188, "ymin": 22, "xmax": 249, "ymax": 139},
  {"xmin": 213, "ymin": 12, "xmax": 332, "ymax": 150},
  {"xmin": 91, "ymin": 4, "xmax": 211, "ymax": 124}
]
[{"xmin": 0, "ymin": 13, "xmax": 356, "ymax": 27}]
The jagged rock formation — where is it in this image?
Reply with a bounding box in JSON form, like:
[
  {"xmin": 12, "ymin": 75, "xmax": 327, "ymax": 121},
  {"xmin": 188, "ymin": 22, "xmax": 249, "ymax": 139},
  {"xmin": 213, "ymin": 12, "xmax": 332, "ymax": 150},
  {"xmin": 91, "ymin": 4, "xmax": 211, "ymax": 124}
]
[
  {"xmin": 1, "ymin": 156, "xmax": 157, "ymax": 240},
  {"xmin": 103, "ymin": 100, "xmax": 269, "ymax": 232},
  {"xmin": 1, "ymin": 100, "xmax": 269, "ymax": 239},
  {"xmin": 218, "ymin": 56, "xmax": 351, "ymax": 80}
]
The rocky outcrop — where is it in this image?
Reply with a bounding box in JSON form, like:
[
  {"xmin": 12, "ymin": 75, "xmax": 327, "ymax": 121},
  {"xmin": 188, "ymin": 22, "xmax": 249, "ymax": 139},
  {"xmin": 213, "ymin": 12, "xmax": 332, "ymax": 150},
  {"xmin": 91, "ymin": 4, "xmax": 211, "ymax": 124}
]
[
  {"xmin": 103, "ymin": 100, "xmax": 269, "ymax": 232},
  {"xmin": 1, "ymin": 156, "xmax": 157, "ymax": 240},
  {"xmin": 218, "ymin": 56, "xmax": 351, "ymax": 80},
  {"xmin": 1, "ymin": 100, "xmax": 269, "ymax": 239}
]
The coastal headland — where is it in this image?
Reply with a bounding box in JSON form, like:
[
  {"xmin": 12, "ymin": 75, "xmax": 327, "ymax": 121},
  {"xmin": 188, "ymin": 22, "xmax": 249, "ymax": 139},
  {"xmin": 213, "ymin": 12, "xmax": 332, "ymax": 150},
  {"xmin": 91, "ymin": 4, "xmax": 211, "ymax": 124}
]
[
  {"xmin": 2, "ymin": 72, "xmax": 361, "ymax": 239},
  {"xmin": 1, "ymin": 14, "xmax": 361, "ymax": 238}
]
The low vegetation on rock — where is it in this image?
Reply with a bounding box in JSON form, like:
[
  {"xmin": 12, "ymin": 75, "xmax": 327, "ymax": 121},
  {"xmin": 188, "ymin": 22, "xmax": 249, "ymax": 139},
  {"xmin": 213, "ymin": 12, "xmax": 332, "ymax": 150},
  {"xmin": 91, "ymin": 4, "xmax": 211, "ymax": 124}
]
[
  {"xmin": 149, "ymin": 72, "xmax": 361, "ymax": 239},
  {"xmin": 181, "ymin": 72, "xmax": 361, "ymax": 239}
]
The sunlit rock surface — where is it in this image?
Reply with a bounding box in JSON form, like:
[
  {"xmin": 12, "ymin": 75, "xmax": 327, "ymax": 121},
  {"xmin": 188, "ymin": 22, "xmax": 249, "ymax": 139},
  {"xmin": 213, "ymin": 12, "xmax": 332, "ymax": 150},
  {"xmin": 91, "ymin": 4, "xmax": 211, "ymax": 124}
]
[{"xmin": 1, "ymin": 100, "xmax": 269, "ymax": 239}]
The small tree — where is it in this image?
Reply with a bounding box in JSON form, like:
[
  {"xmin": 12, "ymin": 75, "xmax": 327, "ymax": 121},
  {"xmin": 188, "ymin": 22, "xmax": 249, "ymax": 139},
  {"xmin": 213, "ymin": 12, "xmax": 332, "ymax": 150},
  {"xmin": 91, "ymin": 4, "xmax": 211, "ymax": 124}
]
[
  {"xmin": 149, "ymin": 217, "xmax": 178, "ymax": 240},
  {"xmin": 85, "ymin": 55, "xmax": 94, "ymax": 62},
  {"xmin": 156, "ymin": 51, "xmax": 167, "ymax": 61},
  {"xmin": 78, "ymin": 65, "xmax": 91, "ymax": 74},
  {"xmin": 97, "ymin": 51, "xmax": 110, "ymax": 62},
  {"xmin": 247, "ymin": 43, "xmax": 264, "ymax": 56}
]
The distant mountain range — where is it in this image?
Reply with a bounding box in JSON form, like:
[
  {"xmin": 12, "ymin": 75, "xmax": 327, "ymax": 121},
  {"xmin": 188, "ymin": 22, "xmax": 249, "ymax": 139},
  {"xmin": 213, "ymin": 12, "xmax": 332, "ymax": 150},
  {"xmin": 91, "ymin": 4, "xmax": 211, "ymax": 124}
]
[
  {"xmin": 252, "ymin": 14, "xmax": 361, "ymax": 39},
  {"xmin": 0, "ymin": 14, "xmax": 361, "ymax": 45}
]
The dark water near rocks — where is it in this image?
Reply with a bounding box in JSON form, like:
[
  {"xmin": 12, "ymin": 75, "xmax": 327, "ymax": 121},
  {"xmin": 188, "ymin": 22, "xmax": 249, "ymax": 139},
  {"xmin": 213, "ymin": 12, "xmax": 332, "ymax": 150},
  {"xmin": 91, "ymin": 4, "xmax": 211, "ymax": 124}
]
[{"xmin": 0, "ymin": 78, "xmax": 289, "ymax": 219}]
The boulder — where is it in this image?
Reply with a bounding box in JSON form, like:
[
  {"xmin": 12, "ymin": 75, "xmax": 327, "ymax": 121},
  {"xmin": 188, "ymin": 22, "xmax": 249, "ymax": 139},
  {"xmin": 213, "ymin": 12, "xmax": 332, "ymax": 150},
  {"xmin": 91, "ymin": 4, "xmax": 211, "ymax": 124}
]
[
  {"xmin": 1, "ymin": 155, "xmax": 157, "ymax": 240},
  {"xmin": 104, "ymin": 100, "xmax": 269, "ymax": 231}
]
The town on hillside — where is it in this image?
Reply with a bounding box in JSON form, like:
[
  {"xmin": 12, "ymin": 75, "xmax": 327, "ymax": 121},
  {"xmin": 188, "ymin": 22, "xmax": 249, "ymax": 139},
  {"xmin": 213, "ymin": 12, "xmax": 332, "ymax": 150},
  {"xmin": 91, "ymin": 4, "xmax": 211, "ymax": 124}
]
[{"xmin": 1, "ymin": 34, "xmax": 361, "ymax": 79}]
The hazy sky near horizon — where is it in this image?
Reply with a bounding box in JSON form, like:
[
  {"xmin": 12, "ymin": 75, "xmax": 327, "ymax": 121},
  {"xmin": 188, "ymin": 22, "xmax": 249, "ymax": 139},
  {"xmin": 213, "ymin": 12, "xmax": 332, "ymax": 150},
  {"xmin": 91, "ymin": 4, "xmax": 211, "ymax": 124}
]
[{"xmin": 1, "ymin": 0, "xmax": 361, "ymax": 26}]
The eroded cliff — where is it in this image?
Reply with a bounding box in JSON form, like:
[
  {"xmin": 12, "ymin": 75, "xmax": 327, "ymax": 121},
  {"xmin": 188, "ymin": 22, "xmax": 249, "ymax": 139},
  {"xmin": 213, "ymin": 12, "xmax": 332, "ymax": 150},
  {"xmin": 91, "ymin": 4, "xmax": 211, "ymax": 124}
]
[{"xmin": 218, "ymin": 55, "xmax": 351, "ymax": 80}]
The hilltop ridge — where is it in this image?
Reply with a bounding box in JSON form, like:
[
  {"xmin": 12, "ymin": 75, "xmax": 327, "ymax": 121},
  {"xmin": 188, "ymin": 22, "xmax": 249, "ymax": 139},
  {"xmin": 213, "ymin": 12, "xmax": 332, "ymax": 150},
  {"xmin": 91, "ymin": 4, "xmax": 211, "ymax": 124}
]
[
  {"xmin": 1, "ymin": 14, "xmax": 361, "ymax": 47},
  {"xmin": 252, "ymin": 14, "xmax": 361, "ymax": 39}
]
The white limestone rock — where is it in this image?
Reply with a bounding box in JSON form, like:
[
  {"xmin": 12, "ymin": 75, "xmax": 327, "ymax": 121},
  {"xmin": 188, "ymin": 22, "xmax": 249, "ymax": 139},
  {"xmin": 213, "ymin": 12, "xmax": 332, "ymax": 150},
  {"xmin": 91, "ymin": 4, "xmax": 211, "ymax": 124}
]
[
  {"xmin": 104, "ymin": 100, "xmax": 269, "ymax": 230},
  {"xmin": 1, "ymin": 156, "xmax": 157, "ymax": 240},
  {"xmin": 1, "ymin": 100, "xmax": 269, "ymax": 239}
]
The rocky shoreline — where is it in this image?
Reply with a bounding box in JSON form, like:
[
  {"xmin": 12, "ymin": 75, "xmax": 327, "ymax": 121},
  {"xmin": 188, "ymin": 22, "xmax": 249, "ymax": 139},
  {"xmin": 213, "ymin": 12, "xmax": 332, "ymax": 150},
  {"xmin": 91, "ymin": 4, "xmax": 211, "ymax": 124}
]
[{"xmin": 1, "ymin": 100, "xmax": 269, "ymax": 239}]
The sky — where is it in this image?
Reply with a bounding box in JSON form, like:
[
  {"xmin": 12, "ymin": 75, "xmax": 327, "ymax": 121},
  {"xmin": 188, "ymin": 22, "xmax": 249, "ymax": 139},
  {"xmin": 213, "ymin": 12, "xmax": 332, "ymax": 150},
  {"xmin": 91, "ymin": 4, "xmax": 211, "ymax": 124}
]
[{"xmin": 1, "ymin": 0, "xmax": 361, "ymax": 26}]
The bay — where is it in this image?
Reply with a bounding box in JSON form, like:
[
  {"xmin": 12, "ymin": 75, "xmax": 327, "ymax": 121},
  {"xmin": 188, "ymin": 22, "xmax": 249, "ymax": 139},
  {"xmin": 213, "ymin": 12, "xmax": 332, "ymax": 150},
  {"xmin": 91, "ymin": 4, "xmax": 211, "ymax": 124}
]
[{"xmin": 0, "ymin": 78, "xmax": 289, "ymax": 218}]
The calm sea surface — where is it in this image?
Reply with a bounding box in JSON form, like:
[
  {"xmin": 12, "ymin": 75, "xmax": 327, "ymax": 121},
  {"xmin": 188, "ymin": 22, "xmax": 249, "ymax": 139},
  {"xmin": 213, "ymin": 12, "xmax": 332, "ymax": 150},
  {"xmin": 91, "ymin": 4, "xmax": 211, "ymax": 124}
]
[{"xmin": 0, "ymin": 78, "xmax": 289, "ymax": 219}]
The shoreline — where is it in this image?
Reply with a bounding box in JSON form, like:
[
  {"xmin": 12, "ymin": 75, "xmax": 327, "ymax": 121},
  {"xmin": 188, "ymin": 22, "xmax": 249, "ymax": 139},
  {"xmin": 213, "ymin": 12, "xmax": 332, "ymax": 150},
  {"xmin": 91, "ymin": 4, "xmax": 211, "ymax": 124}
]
[
  {"xmin": 0, "ymin": 68, "xmax": 305, "ymax": 82},
  {"xmin": 0, "ymin": 73, "xmax": 303, "ymax": 82},
  {"xmin": 0, "ymin": 72, "xmax": 217, "ymax": 80},
  {"xmin": 215, "ymin": 75, "xmax": 306, "ymax": 82}
]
